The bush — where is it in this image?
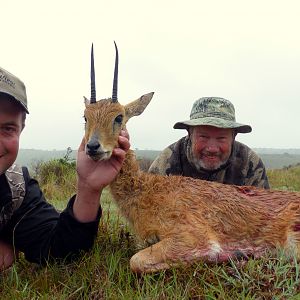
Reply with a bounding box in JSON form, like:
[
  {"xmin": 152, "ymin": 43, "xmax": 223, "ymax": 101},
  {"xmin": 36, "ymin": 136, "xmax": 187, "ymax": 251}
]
[
  {"xmin": 37, "ymin": 159, "xmax": 75, "ymax": 186},
  {"xmin": 33, "ymin": 148, "xmax": 77, "ymax": 202}
]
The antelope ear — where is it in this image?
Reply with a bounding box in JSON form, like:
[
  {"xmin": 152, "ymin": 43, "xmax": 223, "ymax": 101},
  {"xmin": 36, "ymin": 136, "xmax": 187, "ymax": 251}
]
[
  {"xmin": 124, "ymin": 92, "xmax": 154, "ymax": 122},
  {"xmin": 84, "ymin": 96, "xmax": 90, "ymax": 106}
]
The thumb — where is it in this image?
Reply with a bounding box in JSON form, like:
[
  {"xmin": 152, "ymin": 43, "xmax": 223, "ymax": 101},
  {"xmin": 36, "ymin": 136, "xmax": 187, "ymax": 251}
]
[{"xmin": 78, "ymin": 137, "xmax": 86, "ymax": 152}]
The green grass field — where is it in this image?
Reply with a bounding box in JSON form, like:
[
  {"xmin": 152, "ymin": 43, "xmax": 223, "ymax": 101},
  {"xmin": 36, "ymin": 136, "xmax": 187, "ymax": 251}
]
[{"xmin": 1, "ymin": 162, "xmax": 300, "ymax": 299}]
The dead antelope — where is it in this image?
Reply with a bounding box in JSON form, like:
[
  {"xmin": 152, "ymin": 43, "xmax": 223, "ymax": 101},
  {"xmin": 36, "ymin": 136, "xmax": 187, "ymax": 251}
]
[{"xmin": 84, "ymin": 43, "xmax": 300, "ymax": 273}]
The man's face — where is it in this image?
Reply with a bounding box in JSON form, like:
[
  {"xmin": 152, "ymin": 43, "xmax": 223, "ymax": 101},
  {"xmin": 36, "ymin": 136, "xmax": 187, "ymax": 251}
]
[
  {"xmin": 0, "ymin": 97, "xmax": 23, "ymax": 175},
  {"xmin": 189, "ymin": 125, "xmax": 234, "ymax": 171}
]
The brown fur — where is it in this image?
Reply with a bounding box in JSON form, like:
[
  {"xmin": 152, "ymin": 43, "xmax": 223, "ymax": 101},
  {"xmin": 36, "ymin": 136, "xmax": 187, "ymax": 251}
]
[{"xmin": 84, "ymin": 93, "xmax": 300, "ymax": 273}]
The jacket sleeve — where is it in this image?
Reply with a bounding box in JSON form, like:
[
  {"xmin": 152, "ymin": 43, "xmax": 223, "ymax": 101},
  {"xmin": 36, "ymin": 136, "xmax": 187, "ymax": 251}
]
[{"xmin": 2, "ymin": 167, "xmax": 101, "ymax": 264}]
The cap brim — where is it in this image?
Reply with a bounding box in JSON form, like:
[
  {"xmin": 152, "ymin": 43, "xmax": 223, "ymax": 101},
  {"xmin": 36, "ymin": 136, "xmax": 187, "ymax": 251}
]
[
  {"xmin": 15, "ymin": 99, "xmax": 29, "ymax": 114},
  {"xmin": 0, "ymin": 91, "xmax": 29, "ymax": 113},
  {"xmin": 174, "ymin": 117, "xmax": 252, "ymax": 133}
]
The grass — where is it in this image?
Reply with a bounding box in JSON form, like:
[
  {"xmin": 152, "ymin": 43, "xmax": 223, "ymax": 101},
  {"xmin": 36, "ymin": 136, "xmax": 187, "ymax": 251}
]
[
  {"xmin": 268, "ymin": 165, "xmax": 300, "ymax": 192},
  {"xmin": 1, "ymin": 162, "xmax": 300, "ymax": 299}
]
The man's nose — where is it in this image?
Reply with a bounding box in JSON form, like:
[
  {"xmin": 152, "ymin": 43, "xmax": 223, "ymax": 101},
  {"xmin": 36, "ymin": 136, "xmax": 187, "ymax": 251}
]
[{"xmin": 205, "ymin": 139, "xmax": 219, "ymax": 152}]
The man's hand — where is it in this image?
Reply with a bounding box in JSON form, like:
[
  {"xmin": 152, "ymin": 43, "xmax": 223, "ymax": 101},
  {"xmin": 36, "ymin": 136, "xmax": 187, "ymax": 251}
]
[
  {"xmin": 73, "ymin": 130, "xmax": 130, "ymax": 223},
  {"xmin": 0, "ymin": 240, "xmax": 17, "ymax": 271},
  {"xmin": 76, "ymin": 130, "xmax": 130, "ymax": 192}
]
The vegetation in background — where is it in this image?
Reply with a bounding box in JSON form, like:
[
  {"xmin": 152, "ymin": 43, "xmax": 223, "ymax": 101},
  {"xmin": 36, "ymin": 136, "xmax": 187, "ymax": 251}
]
[
  {"xmin": 31, "ymin": 147, "xmax": 77, "ymax": 209},
  {"xmin": 1, "ymin": 157, "xmax": 300, "ymax": 299},
  {"xmin": 268, "ymin": 163, "xmax": 300, "ymax": 192}
]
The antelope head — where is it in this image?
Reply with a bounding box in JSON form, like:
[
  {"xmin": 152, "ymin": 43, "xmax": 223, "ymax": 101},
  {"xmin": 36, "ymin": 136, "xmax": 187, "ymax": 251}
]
[{"xmin": 83, "ymin": 43, "xmax": 154, "ymax": 161}]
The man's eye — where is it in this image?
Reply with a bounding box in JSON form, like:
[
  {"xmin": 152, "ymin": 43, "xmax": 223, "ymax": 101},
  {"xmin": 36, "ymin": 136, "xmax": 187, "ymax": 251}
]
[
  {"xmin": 217, "ymin": 137, "xmax": 227, "ymax": 141},
  {"xmin": 2, "ymin": 126, "xmax": 16, "ymax": 134},
  {"xmin": 115, "ymin": 115, "xmax": 123, "ymax": 124}
]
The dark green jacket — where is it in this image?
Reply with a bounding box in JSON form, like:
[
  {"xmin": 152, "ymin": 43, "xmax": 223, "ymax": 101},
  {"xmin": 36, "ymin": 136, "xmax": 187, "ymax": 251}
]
[
  {"xmin": 149, "ymin": 137, "xmax": 270, "ymax": 189},
  {"xmin": 0, "ymin": 164, "xmax": 101, "ymax": 264}
]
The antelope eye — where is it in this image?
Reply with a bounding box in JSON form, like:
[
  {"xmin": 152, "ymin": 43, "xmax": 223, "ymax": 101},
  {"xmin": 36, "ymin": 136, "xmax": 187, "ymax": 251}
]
[
  {"xmin": 84, "ymin": 116, "xmax": 87, "ymax": 122},
  {"xmin": 115, "ymin": 114, "xmax": 123, "ymax": 124}
]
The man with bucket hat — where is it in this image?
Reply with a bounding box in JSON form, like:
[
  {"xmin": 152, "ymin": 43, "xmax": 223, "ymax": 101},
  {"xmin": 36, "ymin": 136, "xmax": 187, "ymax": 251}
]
[
  {"xmin": 149, "ymin": 97, "xmax": 269, "ymax": 189},
  {"xmin": 0, "ymin": 66, "xmax": 130, "ymax": 270}
]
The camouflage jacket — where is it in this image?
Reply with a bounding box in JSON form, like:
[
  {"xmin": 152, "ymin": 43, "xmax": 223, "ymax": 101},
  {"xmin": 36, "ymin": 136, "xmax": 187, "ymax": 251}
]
[
  {"xmin": 148, "ymin": 136, "xmax": 270, "ymax": 189},
  {"xmin": 0, "ymin": 164, "xmax": 26, "ymax": 232}
]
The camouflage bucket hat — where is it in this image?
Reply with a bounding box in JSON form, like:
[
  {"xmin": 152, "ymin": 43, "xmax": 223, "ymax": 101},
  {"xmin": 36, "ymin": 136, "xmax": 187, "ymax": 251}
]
[
  {"xmin": 0, "ymin": 66, "xmax": 29, "ymax": 113},
  {"xmin": 174, "ymin": 97, "xmax": 252, "ymax": 133}
]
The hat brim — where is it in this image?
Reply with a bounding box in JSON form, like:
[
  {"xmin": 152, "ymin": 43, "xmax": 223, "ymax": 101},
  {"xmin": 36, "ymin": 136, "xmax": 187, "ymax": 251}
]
[{"xmin": 173, "ymin": 117, "xmax": 252, "ymax": 133}]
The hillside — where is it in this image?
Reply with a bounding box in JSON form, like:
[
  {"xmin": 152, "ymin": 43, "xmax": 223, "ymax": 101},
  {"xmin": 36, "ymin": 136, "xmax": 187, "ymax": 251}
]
[
  {"xmin": 259, "ymin": 153, "xmax": 300, "ymax": 169},
  {"xmin": 254, "ymin": 148, "xmax": 300, "ymax": 155},
  {"xmin": 16, "ymin": 149, "xmax": 77, "ymax": 166},
  {"xmin": 16, "ymin": 148, "xmax": 300, "ymax": 170}
]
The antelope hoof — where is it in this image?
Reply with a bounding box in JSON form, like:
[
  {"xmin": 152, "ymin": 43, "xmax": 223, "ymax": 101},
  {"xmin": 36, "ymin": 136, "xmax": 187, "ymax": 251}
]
[{"xmin": 130, "ymin": 253, "xmax": 171, "ymax": 274}]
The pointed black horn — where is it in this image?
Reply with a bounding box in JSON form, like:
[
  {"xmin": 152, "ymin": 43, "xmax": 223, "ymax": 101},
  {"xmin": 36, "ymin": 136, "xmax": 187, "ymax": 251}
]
[
  {"xmin": 90, "ymin": 43, "xmax": 96, "ymax": 103},
  {"xmin": 112, "ymin": 41, "xmax": 119, "ymax": 103}
]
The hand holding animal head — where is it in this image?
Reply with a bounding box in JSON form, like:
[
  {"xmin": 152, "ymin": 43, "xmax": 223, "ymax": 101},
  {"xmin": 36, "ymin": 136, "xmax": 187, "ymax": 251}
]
[{"xmin": 83, "ymin": 43, "xmax": 154, "ymax": 161}]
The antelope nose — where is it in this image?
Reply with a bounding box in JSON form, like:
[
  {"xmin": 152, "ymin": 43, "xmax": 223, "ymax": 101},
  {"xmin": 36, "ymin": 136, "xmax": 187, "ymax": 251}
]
[{"xmin": 86, "ymin": 141, "xmax": 100, "ymax": 153}]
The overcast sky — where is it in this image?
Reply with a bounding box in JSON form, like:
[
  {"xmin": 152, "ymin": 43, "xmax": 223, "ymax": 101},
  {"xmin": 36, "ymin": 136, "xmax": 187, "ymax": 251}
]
[{"xmin": 1, "ymin": 0, "xmax": 300, "ymax": 151}]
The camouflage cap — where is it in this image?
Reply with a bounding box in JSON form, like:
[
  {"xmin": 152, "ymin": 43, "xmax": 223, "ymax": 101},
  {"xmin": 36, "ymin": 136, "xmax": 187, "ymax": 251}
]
[
  {"xmin": 174, "ymin": 97, "xmax": 251, "ymax": 133},
  {"xmin": 0, "ymin": 66, "xmax": 28, "ymax": 113}
]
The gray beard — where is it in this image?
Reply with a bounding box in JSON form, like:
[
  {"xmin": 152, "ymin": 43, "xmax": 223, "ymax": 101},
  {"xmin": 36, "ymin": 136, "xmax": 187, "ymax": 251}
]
[{"xmin": 189, "ymin": 153, "xmax": 226, "ymax": 171}]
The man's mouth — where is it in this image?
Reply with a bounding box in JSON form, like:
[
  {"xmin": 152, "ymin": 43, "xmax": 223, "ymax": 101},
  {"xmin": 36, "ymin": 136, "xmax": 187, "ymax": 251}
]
[
  {"xmin": 205, "ymin": 155, "xmax": 219, "ymax": 160},
  {"xmin": 202, "ymin": 154, "xmax": 221, "ymax": 161}
]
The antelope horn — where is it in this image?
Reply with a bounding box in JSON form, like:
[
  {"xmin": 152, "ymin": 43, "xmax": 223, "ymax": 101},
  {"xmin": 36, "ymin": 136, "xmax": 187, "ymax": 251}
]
[
  {"xmin": 90, "ymin": 43, "xmax": 96, "ymax": 103},
  {"xmin": 112, "ymin": 41, "xmax": 119, "ymax": 102}
]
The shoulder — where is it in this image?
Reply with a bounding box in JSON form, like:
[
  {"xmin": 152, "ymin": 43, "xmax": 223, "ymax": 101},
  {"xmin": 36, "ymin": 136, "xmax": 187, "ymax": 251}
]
[
  {"xmin": 5, "ymin": 164, "xmax": 28, "ymax": 211},
  {"xmin": 231, "ymin": 140, "xmax": 267, "ymax": 175},
  {"xmin": 5, "ymin": 164, "xmax": 26, "ymax": 186},
  {"xmin": 233, "ymin": 141, "xmax": 263, "ymax": 165},
  {"xmin": 233, "ymin": 141, "xmax": 269, "ymax": 188},
  {"xmin": 148, "ymin": 137, "xmax": 186, "ymax": 174}
]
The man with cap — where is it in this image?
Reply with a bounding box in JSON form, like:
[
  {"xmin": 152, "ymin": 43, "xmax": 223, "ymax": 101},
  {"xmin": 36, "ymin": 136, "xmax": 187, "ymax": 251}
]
[
  {"xmin": 0, "ymin": 66, "xmax": 130, "ymax": 270},
  {"xmin": 149, "ymin": 97, "xmax": 269, "ymax": 188}
]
